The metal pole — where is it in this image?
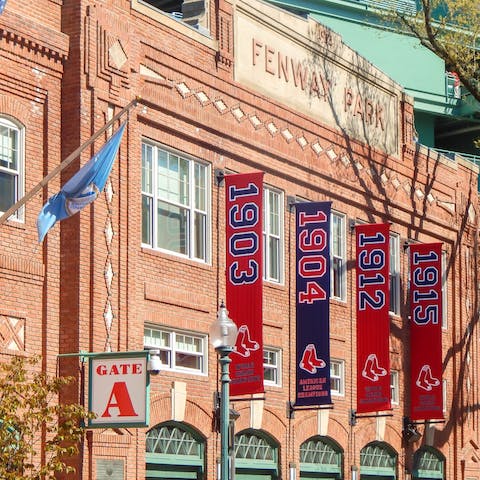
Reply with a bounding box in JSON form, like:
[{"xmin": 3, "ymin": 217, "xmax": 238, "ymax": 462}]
[{"xmin": 218, "ymin": 347, "xmax": 233, "ymax": 480}]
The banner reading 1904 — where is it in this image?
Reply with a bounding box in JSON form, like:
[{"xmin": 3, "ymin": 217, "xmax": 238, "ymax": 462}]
[
  {"xmin": 226, "ymin": 172, "xmax": 264, "ymax": 397},
  {"xmin": 410, "ymin": 243, "xmax": 443, "ymax": 421},
  {"xmin": 295, "ymin": 202, "xmax": 331, "ymax": 406},
  {"xmin": 356, "ymin": 223, "xmax": 391, "ymax": 413}
]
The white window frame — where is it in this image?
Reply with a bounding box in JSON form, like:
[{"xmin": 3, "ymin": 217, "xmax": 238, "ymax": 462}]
[
  {"xmin": 330, "ymin": 212, "xmax": 346, "ymax": 301},
  {"xmin": 263, "ymin": 186, "xmax": 284, "ymax": 284},
  {"xmin": 263, "ymin": 347, "xmax": 282, "ymax": 387},
  {"xmin": 330, "ymin": 359, "xmax": 345, "ymax": 396},
  {"xmin": 389, "ymin": 233, "xmax": 401, "ymax": 316},
  {"xmin": 391, "ymin": 370, "xmax": 399, "ymax": 405},
  {"xmin": 141, "ymin": 142, "xmax": 210, "ymax": 263},
  {"xmin": 144, "ymin": 325, "xmax": 208, "ymax": 376},
  {"xmin": 0, "ymin": 116, "xmax": 24, "ymax": 221}
]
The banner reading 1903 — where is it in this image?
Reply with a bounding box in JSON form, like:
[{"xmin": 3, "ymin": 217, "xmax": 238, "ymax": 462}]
[
  {"xmin": 295, "ymin": 202, "xmax": 331, "ymax": 406},
  {"xmin": 226, "ymin": 172, "xmax": 264, "ymax": 397},
  {"xmin": 410, "ymin": 243, "xmax": 443, "ymax": 421},
  {"xmin": 356, "ymin": 223, "xmax": 391, "ymax": 413}
]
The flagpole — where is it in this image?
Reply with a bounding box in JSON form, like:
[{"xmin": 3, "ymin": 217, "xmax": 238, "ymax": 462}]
[{"xmin": 0, "ymin": 97, "xmax": 139, "ymax": 226}]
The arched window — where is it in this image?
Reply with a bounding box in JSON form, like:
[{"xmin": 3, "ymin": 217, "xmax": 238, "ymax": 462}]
[
  {"xmin": 234, "ymin": 429, "xmax": 279, "ymax": 479},
  {"xmin": 300, "ymin": 435, "xmax": 343, "ymax": 478},
  {"xmin": 0, "ymin": 116, "xmax": 24, "ymax": 220},
  {"xmin": 360, "ymin": 441, "xmax": 397, "ymax": 479},
  {"xmin": 412, "ymin": 447, "xmax": 445, "ymax": 479},
  {"xmin": 145, "ymin": 421, "xmax": 205, "ymax": 479}
]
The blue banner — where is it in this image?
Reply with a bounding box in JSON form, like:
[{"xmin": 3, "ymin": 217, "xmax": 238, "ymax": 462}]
[{"xmin": 295, "ymin": 202, "xmax": 332, "ymax": 406}]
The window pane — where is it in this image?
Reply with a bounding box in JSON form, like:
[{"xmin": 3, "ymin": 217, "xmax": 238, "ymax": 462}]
[
  {"xmin": 269, "ymin": 237, "xmax": 279, "ymax": 281},
  {"xmin": 0, "ymin": 125, "xmax": 18, "ymax": 170},
  {"xmin": 194, "ymin": 212, "xmax": 206, "ymax": 260},
  {"xmin": 142, "ymin": 144, "xmax": 153, "ymax": 194},
  {"xmin": 269, "ymin": 191, "xmax": 280, "ymax": 236},
  {"xmin": 332, "ymin": 257, "xmax": 341, "ymax": 298},
  {"xmin": 142, "ymin": 195, "xmax": 152, "ymax": 245},
  {"xmin": 389, "ymin": 235, "xmax": 400, "ymax": 315},
  {"xmin": 157, "ymin": 201, "xmax": 188, "ymax": 254},
  {"xmin": 0, "ymin": 171, "xmax": 15, "ymax": 212},
  {"xmin": 330, "ymin": 360, "xmax": 344, "ymax": 395},
  {"xmin": 264, "ymin": 367, "xmax": 276, "ymax": 383},
  {"xmin": 178, "ymin": 157, "xmax": 189, "ymax": 205},
  {"xmin": 144, "ymin": 328, "xmax": 170, "ymax": 347},
  {"xmin": 331, "ymin": 213, "xmax": 345, "ymax": 300},
  {"xmin": 176, "ymin": 334, "xmax": 202, "ymax": 353},
  {"xmin": 176, "ymin": 352, "xmax": 202, "ymax": 370},
  {"xmin": 195, "ymin": 163, "xmax": 206, "ymax": 211},
  {"xmin": 159, "ymin": 350, "xmax": 171, "ymax": 366},
  {"xmin": 332, "ymin": 215, "xmax": 340, "ymax": 255}
]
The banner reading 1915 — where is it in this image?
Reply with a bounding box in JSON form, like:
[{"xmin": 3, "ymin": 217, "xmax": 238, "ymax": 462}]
[
  {"xmin": 410, "ymin": 243, "xmax": 443, "ymax": 421},
  {"xmin": 226, "ymin": 172, "xmax": 264, "ymax": 396},
  {"xmin": 356, "ymin": 223, "xmax": 391, "ymax": 413},
  {"xmin": 295, "ymin": 202, "xmax": 332, "ymax": 406}
]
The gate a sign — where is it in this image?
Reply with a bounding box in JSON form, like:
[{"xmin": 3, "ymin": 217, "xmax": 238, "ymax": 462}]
[{"xmin": 88, "ymin": 351, "xmax": 149, "ymax": 428}]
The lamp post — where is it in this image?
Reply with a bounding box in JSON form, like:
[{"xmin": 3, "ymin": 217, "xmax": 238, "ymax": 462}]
[{"xmin": 210, "ymin": 301, "xmax": 238, "ymax": 480}]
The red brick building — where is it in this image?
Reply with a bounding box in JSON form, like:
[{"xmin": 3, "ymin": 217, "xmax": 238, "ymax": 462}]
[{"xmin": 0, "ymin": 0, "xmax": 479, "ymax": 479}]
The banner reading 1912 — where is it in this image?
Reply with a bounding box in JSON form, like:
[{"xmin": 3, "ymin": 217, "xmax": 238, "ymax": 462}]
[
  {"xmin": 226, "ymin": 172, "xmax": 264, "ymax": 396},
  {"xmin": 410, "ymin": 243, "xmax": 443, "ymax": 421},
  {"xmin": 356, "ymin": 223, "xmax": 391, "ymax": 413},
  {"xmin": 295, "ymin": 202, "xmax": 332, "ymax": 406}
]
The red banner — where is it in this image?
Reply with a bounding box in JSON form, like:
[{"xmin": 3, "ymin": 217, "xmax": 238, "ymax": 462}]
[
  {"xmin": 226, "ymin": 172, "xmax": 264, "ymax": 396},
  {"xmin": 356, "ymin": 223, "xmax": 391, "ymax": 413},
  {"xmin": 410, "ymin": 243, "xmax": 443, "ymax": 420}
]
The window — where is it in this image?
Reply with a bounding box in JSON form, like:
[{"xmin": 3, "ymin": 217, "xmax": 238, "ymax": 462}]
[
  {"xmin": 0, "ymin": 117, "xmax": 23, "ymax": 220},
  {"xmin": 146, "ymin": 422, "xmax": 205, "ymax": 479},
  {"xmin": 330, "ymin": 359, "xmax": 344, "ymax": 396},
  {"xmin": 144, "ymin": 326, "xmax": 207, "ymax": 375},
  {"xmin": 360, "ymin": 442, "xmax": 397, "ymax": 476},
  {"xmin": 139, "ymin": 0, "xmax": 209, "ymax": 35},
  {"xmin": 389, "ymin": 233, "xmax": 400, "ymax": 315},
  {"xmin": 263, "ymin": 348, "xmax": 281, "ymax": 386},
  {"xmin": 234, "ymin": 430, "xmax": 279, "ymax": 479},
  {"xmin": 391, "ymin": 370, "xmax": 399, "ymax": 405},
  {"xmin": 142, "ymin": 142, "xmax": 209, "ymax": 262},
  {"xmin": 331, "ymin": 212, "xmax": 346, "ymax": 301},
  {"xmin": 263, "ymin": 187, "xmax": 283, "ymax": 283},
  {"xmin": 300, "ymin": 437, "xmax": 343, "ymax": 477},
  {"xmin": 413, "ymin": 447, "xmax": 445, "ymax": 479}
]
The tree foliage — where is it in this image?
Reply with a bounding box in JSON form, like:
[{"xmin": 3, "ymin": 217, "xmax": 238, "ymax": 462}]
[
  {"xmin": 0, "ymin": 355, "xmax": 90, "ymax": 480},
  {"xmin": 388, "ymin": 0, "xmax": 480, "ymax": 103}
]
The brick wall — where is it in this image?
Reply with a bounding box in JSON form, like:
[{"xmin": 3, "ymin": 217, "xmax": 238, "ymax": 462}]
[{"xmin": 0, "ymin": 0, "xmax": 478, "ymax": 479}]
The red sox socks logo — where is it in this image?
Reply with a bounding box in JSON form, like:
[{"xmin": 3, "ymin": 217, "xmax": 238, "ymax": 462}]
[
  {"xmin": 299, "ymin": 344, "xmax": 326, "ymax": 374},
  {"xmin": 416, "ymin": 364, "xmax": 440, "ymax": 391},
  {"xmin": 233, "ymin": 325, "xmax": 260, "ymax": 357},
  {"xmin": 362, "ymin": 353, "xmax": 387, "ymax": 382}
]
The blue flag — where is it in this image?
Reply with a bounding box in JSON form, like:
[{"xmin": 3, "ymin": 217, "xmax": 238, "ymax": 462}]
[
  {"xmin": 0, "ymin": 0, "xmax": 6, "ymax": 14},
  {"xmin": 37, "ymin": 122, "xmax": 126, "ymax": 242}
]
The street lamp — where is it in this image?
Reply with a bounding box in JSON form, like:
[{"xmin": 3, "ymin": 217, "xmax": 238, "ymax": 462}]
[{"xmin": 210, "ymin": 301, "xmax": 238, "ymax": 480}]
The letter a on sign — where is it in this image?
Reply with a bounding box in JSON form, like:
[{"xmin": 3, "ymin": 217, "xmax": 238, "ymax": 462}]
[
  {"xmin": 101, "ymin": 382, "xmax": 138, "ymax": 417},
  {"xmin": 89, "ymin": 352, "xmax": 149, "ymax": 428}
]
